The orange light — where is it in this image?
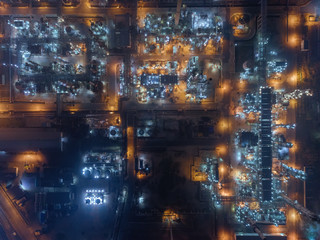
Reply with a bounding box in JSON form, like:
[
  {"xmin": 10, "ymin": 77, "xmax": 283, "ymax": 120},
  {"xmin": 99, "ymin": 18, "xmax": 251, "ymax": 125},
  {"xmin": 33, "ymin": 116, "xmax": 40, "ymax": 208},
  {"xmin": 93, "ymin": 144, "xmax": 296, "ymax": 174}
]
[
  {"xmin": 288, "ymin": 34, "xmax": 298, "ymax": 47},
  {"xmin": 14, "ymin": 151, "xmax": 46, "ymax": 164},
  {"xmin": 289, "ymin": 140, "xmax": 298, "ymax": 153},
  {"xmin": 217, "ymin": 118, "xmax": 229, "ymax": 133},
  {"xmin": 137, "ymin": 171, "xmax": 147, "ymax": 179},
  {"xmin": 247, "ymin": 112, "xmax": 256, "ymax": 123},
  {"xmin": 287, "ymin": 232, "xmax": 298, "ymax": 240},
  {"xmin": 217, "ymin": 145, "xmax": 227, "ymax": 156},
  {"xmin": 162, "ymin": 209, "xmax": 179, "ymax": 223},
  {"xmin": 222, "ymin": 82, "xmax": 230, "ymax": 92},
  {"xmin": 287, "ymin": 208, "xmax": 300, "ymax": 224},
  {"xmin": 238, "ymin": 79, "xmax": 247, "ymax": 88},
  {"xmin": 126, "ymin": 127, "xmax": 134, "ymax": 159},
  {"xmin": 288, "ymin": 15, "xmax": 299, "ymax": 27},
  {"xmin": 288, "ymin": 74, "xmax": 297, "ymax": 86},
  {"xmin": 289, "ymin": 99, "xmax": 298, "ymax": 109},
  {"xmin": 218, "ymin": 228, "xmax": 233, "ymax": 240},
  {"xmin": 220, "ymin": 189, "xmax": 233, "ymax": 197}
]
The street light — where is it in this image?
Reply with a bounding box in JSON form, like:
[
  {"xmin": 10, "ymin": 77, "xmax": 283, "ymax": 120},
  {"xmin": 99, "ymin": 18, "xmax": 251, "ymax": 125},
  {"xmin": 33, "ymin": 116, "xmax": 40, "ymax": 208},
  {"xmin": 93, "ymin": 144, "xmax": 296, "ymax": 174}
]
[
  {"xmin": 288, "ymin": 74, "xmax": 297, "ymax": 86},
  {"xmin": 220, "ymin": 165, "xmax": 225, "ymax": 174},
  {"xmin": 287, "ymin": 34, "xmax": 298, "ymax": 48},
  {"xmin": 216, "ymin": 145, "xmax": 227, "ymax": 156},
  {"xmin": 288, "ymin": 15, "xmax": 299, "ymax": 28},
  {"xmin": 217, "ymin": 119, "xmax": 229, "ymax": 134}
]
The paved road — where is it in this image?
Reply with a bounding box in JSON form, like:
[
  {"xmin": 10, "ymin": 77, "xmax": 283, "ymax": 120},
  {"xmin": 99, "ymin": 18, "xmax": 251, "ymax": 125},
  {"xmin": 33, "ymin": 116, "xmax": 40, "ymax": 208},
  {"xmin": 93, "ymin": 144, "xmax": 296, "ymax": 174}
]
[
  {"xmin": 126, "ymin": 123, "xmax": 135, "ymax": 179},
  {"xmin": 106, "ymin": 56, "xmax": 123, "ymax": 112},
  {"xmin": 0, "ymin": 0, "xmax": 310, "ymax": 18},
  {"xmin": 115, "ymin": 118, "xmax": 135, "ymax": 240},
  {"xmin": 0, "ymin": 102, "xmax": 107, "ymax": 112},
  {"xmin": 0, "ymin": 1, "xmax": 131, "ymax": 17},
  {"xmin": 0, "ymin": 210, "xmax": 14, "ymax": 240},
  {"xmin": 0, "ymin": 186, "xmax": 36, "ymax": 240},
  {"xmin": 0, "ymin": 99, "xmax": 220, "ymax": 114}
]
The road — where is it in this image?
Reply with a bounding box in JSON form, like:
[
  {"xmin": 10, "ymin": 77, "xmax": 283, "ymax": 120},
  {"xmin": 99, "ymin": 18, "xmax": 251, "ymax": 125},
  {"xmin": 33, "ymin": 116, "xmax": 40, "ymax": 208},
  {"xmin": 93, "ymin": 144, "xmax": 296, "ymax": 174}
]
[
  {"xmin": 0, "ymin": 99, "xmax": 221, "ymax": 114},
  {"xmin": 106, "ymin": 56, "xmax": 123, "ymax": 112},
  {"xmin": 0, "ymin": 1, "xmax": 131, "ymax": 17},
  {"xmin": 2, "ymin": 0, "xmax": 308, "ymax": 18},
  {"xmin": 126, "ymin": 125, "xmax": 135, "ymax": 179},
  {"xmin": 0, "ymin": 210, "xmax": 14, "ymax": 240},
  {"xmin": 0, "ymin": 186, "xmax": 35, "ymax": 240},
  {"xmin": 114, "ymin": 117, "xmax": 135, "ymax": 240},
  {"xmin": 0, "ymin": 102, "xmax": 106, "ymax": 113}
]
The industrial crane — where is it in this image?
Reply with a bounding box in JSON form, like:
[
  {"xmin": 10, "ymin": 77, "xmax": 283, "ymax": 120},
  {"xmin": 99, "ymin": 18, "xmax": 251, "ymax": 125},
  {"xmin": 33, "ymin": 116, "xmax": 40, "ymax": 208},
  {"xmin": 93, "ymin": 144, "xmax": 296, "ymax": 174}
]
[
  {"xmin": 246, "ymin": 218, "xmax": 267, "ymax": 240},
  {"xmin": 175, "ymin": 0, "xmax": 183, "ymax": 26},
  {"xmin": 257, "ymin": 0, "xmax": 267, "ymax": 85},
  {"xmin": 281, "ymin": 195, "xmax": 320, "ymax": 222},
  {"xmin": 281, "ymin": 163, "xmax": 306, "ymax": 181}
]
